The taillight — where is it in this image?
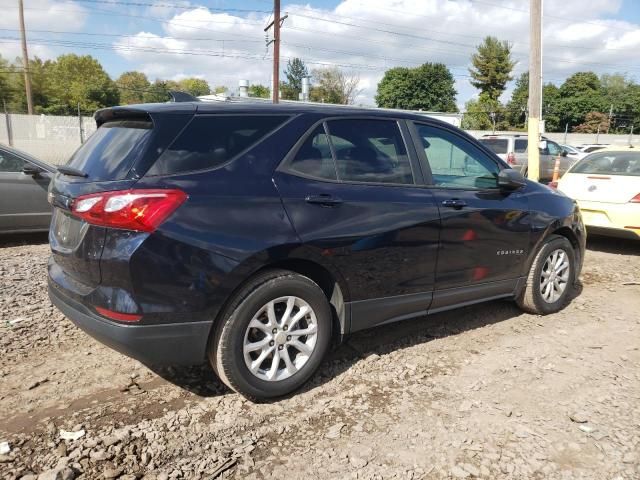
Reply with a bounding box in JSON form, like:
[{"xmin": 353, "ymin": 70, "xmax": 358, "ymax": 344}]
[
  {"xmin": 71, "ymin": 189, "xmax": 187, "ymax": 232},
  {"xmin": 507, "ymin": 152, "xmax": 516, "ymax": 164},
  {"xmin": 630, "ymin": 193, "xmax": 640, "ymax": 203}
]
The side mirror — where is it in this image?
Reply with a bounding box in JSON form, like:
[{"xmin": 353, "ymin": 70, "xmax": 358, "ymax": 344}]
[
  {"xmin": 498, "ymin": 169, "xmax": 526, "ymax": 190},
  {"xmin": 561, "ymin": 150, "xmax": 568, "ymax": 157},
  {"xmin": 22, "ymin": 163, "xmax": 43, "ymax": 177}
]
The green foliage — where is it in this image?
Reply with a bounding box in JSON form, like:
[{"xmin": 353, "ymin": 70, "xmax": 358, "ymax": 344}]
[
  {"xmin": 574, "ymin": 111, "xmax": 609, "ymax": 133},
  {"xmin": 44, "ymin": 54, "xmax": 119, "ymax": 115},
  {"xmin": 177, "ymin": 77, "xmax": 210, "ymax": 96},
  {"xmin": 505, "ymin": 72, "xmax": 528, "ymax": 129},
  {"xmin": 376, "ymin": 63, "xmax": 457, "ymax": 112},
  {"xmin": 282, "ymin": 58, "xmax": 309, "ymax": 100},
  {"xmin": 142, "ymin": 79, "xmax": 180, "ymax": 103},
  {"xmin": 309, "ymin": 67, "xmax": 361, "ymax": 105},
  {"xmin": 116, "ymin": 71, "xmax": 150, "ymax": 105},
  {"xmin": 542, "ymin": 83, "xmax": 561, "ymax": 132},
  {"xmin": 248, "ymin": 84, "xmax": 270, "ymax": 98},
  {"xmin": 469, "ymin": 36, "xmax": 516, "ymax": 101},
  {"xmin": 461, "ymin": 93, "xmax": 507, "ymax": 130}
]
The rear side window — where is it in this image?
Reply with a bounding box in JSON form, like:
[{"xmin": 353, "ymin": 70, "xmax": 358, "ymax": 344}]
[
  {"xmin": 289, "ymin": 125, "xmax": 336, "ymax": 180},
  {"xmin": 514, "ymin": 139, "xmax": 528, "ymax": 153},
  {"xmin": 148, "ymin": 115, "xmax": 288, "ymax": 176},
  {"xmin": 66, "ymin": 120, "xmax": 152, "ymax": 181},
  {"xmin": 572, "ymin": 152, "xmax": 640, "ymax": 176},
  {"xmin": 326, "ymin": 119, "xmax": 413, "ymax": 185},
  {"xmin": 479, "ymin": 138, "xmax": 508, "ymax": 154}
]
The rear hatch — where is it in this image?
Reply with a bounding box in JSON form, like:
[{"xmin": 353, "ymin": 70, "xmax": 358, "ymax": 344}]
[
  {"xmin": 559, "ymin": 151, "xmax": 640, "ymax": 204},
  {"xmin": 478, "ymin": 137, "xmax": 509, "ymax": 160},
  {"xmin": 49, "ymin": 105, "xmax": 193, "ymax": 287}
]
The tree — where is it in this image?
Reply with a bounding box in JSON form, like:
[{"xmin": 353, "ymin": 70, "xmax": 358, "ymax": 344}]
[
  {"xmin": 376, "ymin": 63, "xmax": 457, "ymax": 112},
  {"xmin": 44, "ymin": 54, "xmax": 119, "ymax": 115},
  {"xmin": 557, "ymin": 72, "xmax": 605, "ymax": 130},
  {"xmin": 542, "ymin": 83, "xmax": 561, "ymax": 132},
  {"xmin": 177, "ymin": 77, "xmax": 210, "ymax": 96},
  {"xmin": 142, "ymin": 79, "xmax": 180, "ymax": 103},
  {"xmin": 469, "ymin": 36, "xmax": 516, "ymax": 101},
  {"xmin": 461, "ymin": 93, "xmax": 507, "ymax": 130},
  {"xmin": 0, "ymin": 55, "xmax": 15, "ymax": 105},
  {"xmin": 309, "ymin": 67, "xmax": 361, "ymax": 105},
  {"xmin": 505, "ymin": 72, "xmax": 528, "ymax": 129},
  {"xmin": 574, "ymin": 111, "xmax": 609, "ymax": 133},
  {"xmin": 248, "ymin": 84, "xmax": 270, "ymax": 98},
  {"xmin": 282, "ymin": 57, "xmax": 309, "ymax": 100},
  {"xmin": 116, "ymin": 71, "xmax": 150, "ymax": 105}
]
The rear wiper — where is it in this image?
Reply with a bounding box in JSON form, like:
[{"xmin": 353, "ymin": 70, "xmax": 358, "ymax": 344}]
[{"xmin": 57, "ymin": 166, "xmax": 88, "ymax": 178}]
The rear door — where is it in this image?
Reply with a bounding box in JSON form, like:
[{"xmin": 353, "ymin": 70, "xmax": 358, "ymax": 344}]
[
  {"xmin": 409, "ymin": 122, "xmax": 530, "ymax": 311},
  {"xmin": 274, "ymin": 117, "xmax": 441, "ymax": 332},
  {"xmin": 0, "ymin": 148, "xmax": 52, "ymax": 232}
]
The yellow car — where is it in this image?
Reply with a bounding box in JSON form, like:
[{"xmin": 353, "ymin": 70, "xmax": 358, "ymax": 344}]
[{"xmin": 557, "ymin": 146, "xmax": 640, "ymax": 239}]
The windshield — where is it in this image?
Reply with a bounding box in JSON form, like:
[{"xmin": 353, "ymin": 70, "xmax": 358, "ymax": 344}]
[
  {"xmin": 65, "ymin": 119, "xmax": 153, "ymax": 181},
  {"xmin": 479, "ymin": 138, "xmax": 508, "ymax": 154},
  {"xmin": 571, "ymin": 151, "xmax": 640, "ymax": 176}
]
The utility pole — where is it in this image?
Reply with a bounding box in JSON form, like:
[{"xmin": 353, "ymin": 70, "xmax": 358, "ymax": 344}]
[
  {"xmin": 527, "ymin": 0, "xmax": 542, "ymax": 182},
  {"xmin": 264, "ymin": 0, "xmax": 281, "ymax": 104},
  {"xmin": 18, "ymin": 0, "xmax": 34, "ymax": 115}
]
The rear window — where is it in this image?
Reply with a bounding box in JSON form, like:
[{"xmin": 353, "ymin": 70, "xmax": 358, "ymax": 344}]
[
  {"xmin": 147, "ymin": 115, "xmax": 288, "ymax": 176},
  {"xmin": 479, "ymin": 138, "xmax": 508, "ymax": 154},
  {"xmin": 571, "ymin": 151, "xmax": 640, "ymax": 176},
  {"xmin": 66, "ymin": 120, "xmax": 152, "ymax": 181}
]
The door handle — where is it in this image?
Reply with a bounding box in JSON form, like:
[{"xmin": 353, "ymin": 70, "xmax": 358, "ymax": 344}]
[
  {"xmin": 305, "ymin": 194, "xmax": 343, "ymax": 207},
  {"xmin": 441, "ymin": 198, "xmax": 467, "ymax": 209}
]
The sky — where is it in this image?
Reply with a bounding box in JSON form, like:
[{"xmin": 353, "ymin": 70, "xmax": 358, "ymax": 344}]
[{"xmin": 1, "ymin": 0, "xmax": 640, "ymax": 109}]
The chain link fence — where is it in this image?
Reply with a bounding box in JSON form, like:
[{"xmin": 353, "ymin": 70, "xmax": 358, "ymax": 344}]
[{"xmin": 0, "ymin": 112, "xmax": 96, "ymax": 166}]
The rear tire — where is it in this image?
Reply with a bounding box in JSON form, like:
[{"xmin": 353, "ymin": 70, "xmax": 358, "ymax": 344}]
[
  {"xmin": 516, "ymin": 235, "xmax": 575, "ymax": 315},
  {"xmin": 209, "ymin": 269, "xmax": 332, "ymax": 401}
]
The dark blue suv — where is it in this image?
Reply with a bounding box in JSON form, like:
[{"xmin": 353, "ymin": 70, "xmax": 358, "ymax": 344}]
[{"xmin": 48, "ymin": 100, "xmax": 585, "ymax": 400}]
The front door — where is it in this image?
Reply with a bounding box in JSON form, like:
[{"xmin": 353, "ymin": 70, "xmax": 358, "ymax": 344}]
[
  {"xmin": 274, "ymin": 117, "xmax": 440, "ymax": 331},
  {"xmin": 409, "ymin": 122, "xmax": 531, "ymax": 311},
  {"xmin": 0, "ymin": 149, "xmax": 52, "ymax": 232}
]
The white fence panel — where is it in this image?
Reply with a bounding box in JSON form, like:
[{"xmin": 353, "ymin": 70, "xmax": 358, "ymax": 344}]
[{"xmin": 2, "ymin": 114, "xmax": 97, "ymax": 165}]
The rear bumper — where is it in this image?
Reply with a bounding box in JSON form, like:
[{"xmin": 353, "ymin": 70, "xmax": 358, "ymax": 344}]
[
  {"xmin": 49, "ymin": 281, "xmax": 213, "ymax": 366},
  {"xmin": 577, "ymin": 200, "xmax": 640, "ymax": 239}
]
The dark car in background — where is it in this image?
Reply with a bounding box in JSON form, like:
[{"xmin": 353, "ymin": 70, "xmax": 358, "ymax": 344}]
[
  {"xmin": 0, "ymin": 145, "xmax": 55, "ymax": 234},
  {"xmin": 47, "ymin": 101, "xmax": 586, "ymax": 400}
]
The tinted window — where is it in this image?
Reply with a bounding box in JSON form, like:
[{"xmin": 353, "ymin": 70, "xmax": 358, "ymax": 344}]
[
  {"xmin": 66, "ymin": 120, "xmax": 152, "ymax": 181},
  {"xmin": 572, "ymin": 151, "xmax": 640, "ymax": 176},
  {"xmin": 289, "ymin": 125, "xmax": 336, "ymax": 180},
  {"xmin": 415, "ymin": 124, "xmax": 500, "ymax": 189},
  {"xmin": 514, "ymin": 139, "xmax": 528, "ymax": 153},
  {"xmin": 479, "ymin": 138, "xmax": 508, "ymax": 154},
  {"xmin": 148, "ymin": 115, "xmax": 288, "ymax": 175},
  {"xmin": 325, "ymin": 119, "xmax": 413, "ymax": 184},
  {"xmin": 0, "ymin": 149, "xmax": 25, "ymax": 172}
]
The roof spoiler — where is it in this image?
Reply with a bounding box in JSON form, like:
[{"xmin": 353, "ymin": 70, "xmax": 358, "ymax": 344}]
[{"xmin": 168, "ymin": 91, "xmax": 200, "ymax": 103}]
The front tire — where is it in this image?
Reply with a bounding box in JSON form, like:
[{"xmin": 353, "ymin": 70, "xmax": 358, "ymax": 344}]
[
  {"xmin": 516, "ymin": 235, "xmax": 576, "ymax": 315},
  {"xmin": 209, "ymin": 270, "xmax": 332, "ymax": 401}
]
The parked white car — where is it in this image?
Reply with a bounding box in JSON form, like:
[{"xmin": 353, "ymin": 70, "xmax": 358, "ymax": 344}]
[{"xmin": 557, "ymin": 146, "xmax": 640, "ymax": 239}]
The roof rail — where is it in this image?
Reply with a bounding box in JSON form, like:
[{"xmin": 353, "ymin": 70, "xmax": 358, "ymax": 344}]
[{"xmin": 168, "ymin": 91, "xmax": 200, "ymax": 103}]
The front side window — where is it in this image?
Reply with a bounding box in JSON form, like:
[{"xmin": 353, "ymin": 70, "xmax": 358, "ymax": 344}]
[
  {"xmin": 546, "ymin": 141, "xmax": 562, "ymax": 156},
  {"xmin": 148, "ymin": 115, "xmax": 289, "ymax": 175},
  {"xmin": 289, "ymin": 125, "xmax": 336, "ymax": 180},
  {"xmin": 0, "ymin": 150, "xmax": 25, "ymax": 172},
  {"xmin": 325, "ymin": 119, "xmax": 413, "ymax": 185},
  {"xmin": 414, "ymin": 123, "xmax": 500, "ymax": 189}
]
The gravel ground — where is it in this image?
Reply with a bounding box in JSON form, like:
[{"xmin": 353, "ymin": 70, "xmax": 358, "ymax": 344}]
[{"xmin": 0, "ymin": 233, "xmax": 639, "ymax": 480}]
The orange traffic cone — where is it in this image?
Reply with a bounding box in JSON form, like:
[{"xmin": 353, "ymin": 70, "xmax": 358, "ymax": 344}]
[{"xmin": 552, "ymin": 155, "xmax": 561, "ymax": 183}]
